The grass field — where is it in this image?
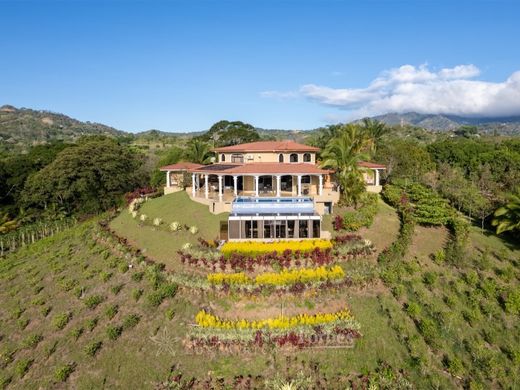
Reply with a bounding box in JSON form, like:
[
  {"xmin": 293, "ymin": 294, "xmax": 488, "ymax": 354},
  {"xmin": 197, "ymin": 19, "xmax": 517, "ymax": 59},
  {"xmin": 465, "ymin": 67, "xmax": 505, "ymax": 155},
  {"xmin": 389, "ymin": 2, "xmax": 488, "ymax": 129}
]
[
  {"xmin": 110, "ymin": 191, "xmax": 228, "ymax": 270},
  {"xmin": 1, "ymin": 194, "xmax": 519, "ymax": 389}
]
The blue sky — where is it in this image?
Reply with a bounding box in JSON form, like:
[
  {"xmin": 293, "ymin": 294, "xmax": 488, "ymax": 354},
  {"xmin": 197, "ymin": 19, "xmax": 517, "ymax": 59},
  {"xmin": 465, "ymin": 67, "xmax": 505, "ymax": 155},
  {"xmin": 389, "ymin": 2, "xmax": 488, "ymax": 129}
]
[{"xmin": 1, "ymin": 0, "xmax": 519, "ymax": 132}]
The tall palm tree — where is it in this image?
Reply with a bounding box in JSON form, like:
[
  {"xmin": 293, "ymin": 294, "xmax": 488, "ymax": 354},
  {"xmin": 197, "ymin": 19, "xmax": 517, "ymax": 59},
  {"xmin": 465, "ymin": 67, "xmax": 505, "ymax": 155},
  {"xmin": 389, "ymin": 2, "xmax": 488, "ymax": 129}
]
[
  {"xmin": 362, "ymin": 118, "xmax": 388, "ymax": 154},
  {"xmin": 184, "ymin": 139, "xmax": 213, "ymax": 164},
  {"xmin": 492, "ymin": 188, "xmax": 520, "ymax": 234},
  {"xmin": 320, "ymin": 124, "xmax": 370, "ymax": 206}
]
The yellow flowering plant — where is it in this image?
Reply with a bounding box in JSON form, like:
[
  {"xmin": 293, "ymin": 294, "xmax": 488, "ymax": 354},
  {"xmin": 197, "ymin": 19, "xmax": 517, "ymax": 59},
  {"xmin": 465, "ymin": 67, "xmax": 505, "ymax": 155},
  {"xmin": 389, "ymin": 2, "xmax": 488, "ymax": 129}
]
[
  {"xmin": 206, "ymin": 265, "xmax": 345, "ymax": 287},
  {"xmin": 195, "ymin": 308, "xmax": 354, "ymax": 330},
  {"xmin": 221, "ymin": 240, "xmax": 332, "ymax": 257}
]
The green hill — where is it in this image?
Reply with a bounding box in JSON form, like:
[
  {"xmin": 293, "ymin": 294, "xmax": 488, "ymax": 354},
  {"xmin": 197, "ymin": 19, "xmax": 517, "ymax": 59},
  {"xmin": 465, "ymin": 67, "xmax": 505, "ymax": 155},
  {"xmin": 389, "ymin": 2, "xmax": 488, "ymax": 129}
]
[{"xmin": 0, "ymin": 105, "xmax": 125, "ymax": 150}]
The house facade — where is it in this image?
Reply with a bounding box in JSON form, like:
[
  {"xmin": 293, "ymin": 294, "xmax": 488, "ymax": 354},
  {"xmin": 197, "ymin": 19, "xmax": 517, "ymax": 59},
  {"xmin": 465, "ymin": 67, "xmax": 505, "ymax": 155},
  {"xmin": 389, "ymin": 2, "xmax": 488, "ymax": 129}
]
[{"xmin": 160, "ymin": 140, "xmax": 385, "ymax": 241}]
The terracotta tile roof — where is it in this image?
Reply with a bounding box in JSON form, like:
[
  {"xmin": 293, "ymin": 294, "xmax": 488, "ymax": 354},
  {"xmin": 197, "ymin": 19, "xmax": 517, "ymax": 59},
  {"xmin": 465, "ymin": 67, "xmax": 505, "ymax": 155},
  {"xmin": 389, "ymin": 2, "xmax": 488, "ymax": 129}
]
[
  {"xmin": 358, "ymin": 161, "xmax": 386, "ymax": 169},
  {"xmin": 213, "ymin": 140, "xmax": 320, "ymax": 153},
  {"xmin": 190, "ymin": 162, "xmax": 332, "ymax": 175},
  {"xmin": 159, "ymin": 162, "xmax": 203, "ymax": 171}
]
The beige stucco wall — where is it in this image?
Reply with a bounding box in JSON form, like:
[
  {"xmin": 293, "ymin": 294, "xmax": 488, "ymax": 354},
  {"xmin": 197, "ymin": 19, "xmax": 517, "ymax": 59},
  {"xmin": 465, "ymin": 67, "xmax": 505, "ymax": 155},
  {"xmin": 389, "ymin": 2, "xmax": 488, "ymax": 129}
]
[{"xmin": 218, "ymin": 152, "xmax": 316, "ymax": 164}]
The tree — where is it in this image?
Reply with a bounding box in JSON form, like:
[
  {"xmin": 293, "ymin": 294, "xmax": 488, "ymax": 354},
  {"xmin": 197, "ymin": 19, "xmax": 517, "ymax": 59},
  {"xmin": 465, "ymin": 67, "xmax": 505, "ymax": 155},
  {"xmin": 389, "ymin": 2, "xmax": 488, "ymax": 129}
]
[
  {"xmin": 184, "ymin": 139, "xmax": 213, "ymax": 164},
  {"xmin": 320, "ymin": 124, "xmax": 370, "ymax": 206},
  {"xmin": 201, "ymin": 120, "xmax": 260, "ymax": 147},
  {"xmin": 361, "ymin": 118, "xmax": 388, "ymax": 153},
  {"xmin": 376, "ymin": 139, "xmax": 434, "ymax": 181},
  {"xmin": 21, "ymin": 138, "xmax": 145, "ymax": 215},
  {"xmin": 492, "ymin": 188, "xmax": 520, "ymax": 234}
]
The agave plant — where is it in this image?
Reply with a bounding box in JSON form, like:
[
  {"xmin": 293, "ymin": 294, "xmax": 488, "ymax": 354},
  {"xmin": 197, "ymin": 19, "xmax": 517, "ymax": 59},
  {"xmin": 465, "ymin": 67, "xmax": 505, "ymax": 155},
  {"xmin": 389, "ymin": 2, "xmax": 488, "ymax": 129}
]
[
  {"xmin": 189, "ymin": 226, "xmax": 199, "ymax": 235},
  {"xmin": 153, "ymin": 218, "xmax": 163, "ymax": 226},
  {"xmin": 170, "ymin": 221, "xmax": 181, "ymax": 231},
  {"xmin": 139, "ymin": 214, "xmax": 148, "ymax": 222}
]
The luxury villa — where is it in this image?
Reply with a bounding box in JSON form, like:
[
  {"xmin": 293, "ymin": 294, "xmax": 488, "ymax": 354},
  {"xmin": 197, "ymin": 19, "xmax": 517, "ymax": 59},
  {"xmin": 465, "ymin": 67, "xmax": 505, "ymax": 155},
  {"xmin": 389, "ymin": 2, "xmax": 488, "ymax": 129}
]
[{"xmin": 160, "ymin": 140, "xmax": 385, "ymax": 241}]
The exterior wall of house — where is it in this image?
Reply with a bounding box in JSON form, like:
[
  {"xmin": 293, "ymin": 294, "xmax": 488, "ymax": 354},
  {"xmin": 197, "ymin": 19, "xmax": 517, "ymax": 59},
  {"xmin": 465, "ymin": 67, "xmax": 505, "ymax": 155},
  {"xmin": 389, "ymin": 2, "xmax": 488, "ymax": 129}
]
[{"xmin": 218, "ymin": 152, "xmax": 316, "ymax": 164}]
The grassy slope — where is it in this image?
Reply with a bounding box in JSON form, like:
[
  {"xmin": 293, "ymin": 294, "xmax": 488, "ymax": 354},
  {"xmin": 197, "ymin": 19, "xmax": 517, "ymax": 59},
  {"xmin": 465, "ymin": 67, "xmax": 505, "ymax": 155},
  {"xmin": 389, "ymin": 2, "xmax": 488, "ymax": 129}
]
[
  {"xmin": 2, "ymin": 194, "xmax": 518, "ymax": 388},
  {"xmin": 110, "ymin": 191, "xmax": 228, "ymax": 270}
]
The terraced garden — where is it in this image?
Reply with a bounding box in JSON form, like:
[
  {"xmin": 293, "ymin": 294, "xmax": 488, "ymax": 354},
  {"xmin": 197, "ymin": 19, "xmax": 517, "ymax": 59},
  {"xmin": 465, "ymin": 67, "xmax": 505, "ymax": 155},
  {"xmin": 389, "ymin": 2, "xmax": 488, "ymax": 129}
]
[{"xmin": 0, "ymin": 190, "xmax": 518, "ymax": 389}]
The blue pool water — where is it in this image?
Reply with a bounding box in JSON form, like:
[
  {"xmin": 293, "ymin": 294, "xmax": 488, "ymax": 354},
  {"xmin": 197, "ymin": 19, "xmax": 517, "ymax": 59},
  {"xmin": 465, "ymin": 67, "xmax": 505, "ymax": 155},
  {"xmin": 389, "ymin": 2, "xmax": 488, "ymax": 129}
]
[{"xmin": 232, "ymin": 196, "xmax": 315, "ymax": 214}]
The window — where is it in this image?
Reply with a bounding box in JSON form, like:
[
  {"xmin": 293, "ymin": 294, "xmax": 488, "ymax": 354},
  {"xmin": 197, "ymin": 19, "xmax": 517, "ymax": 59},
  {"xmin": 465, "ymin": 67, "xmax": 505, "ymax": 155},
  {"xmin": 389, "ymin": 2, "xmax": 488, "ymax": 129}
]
[
  {"xmin": 245, "ymin": 220, "xmax": 258, "ymax": 238},
  {"xmin": 287, "ymin": 220, "xmax": 295, "ymax": 238},
  {"xmin": 278, "ymin": 154, "xmax": 284, "ymax": 163},
  {"xmin": 299, "ymin": 220, "xmax": 309, "ymax": 238},
  {"xmin": 290, "ymin": 153, "xmax": 298, "ymax": 163},
  {"xmin": 312, "ymin": 220, "xmax": 320, "ymax": 238},
  {"xmin": 301, "ymin": 175, "xmax": 311, "ymax": 184},
  {"xmin": 221, "ymin": 154, "xmax": 225, "ymax": 162},
  {"xmin": 303, "ymin": 153, "xmax": 311, "ymax": 162},
  {"xmin": 231, "ymin": 154, "xmax": 244, "ymax": 163}
]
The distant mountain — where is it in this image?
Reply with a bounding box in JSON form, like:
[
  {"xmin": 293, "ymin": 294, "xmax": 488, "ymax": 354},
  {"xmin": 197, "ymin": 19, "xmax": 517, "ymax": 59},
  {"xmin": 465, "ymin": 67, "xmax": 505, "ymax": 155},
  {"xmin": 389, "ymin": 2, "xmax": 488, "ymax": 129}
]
[
  {"xmin": 368, "ymin": 112, "xmax": 520, "ymax": 134},
  {"xmin": 0, "ymin": 105, "xmax": 126, "ymax": 148}
]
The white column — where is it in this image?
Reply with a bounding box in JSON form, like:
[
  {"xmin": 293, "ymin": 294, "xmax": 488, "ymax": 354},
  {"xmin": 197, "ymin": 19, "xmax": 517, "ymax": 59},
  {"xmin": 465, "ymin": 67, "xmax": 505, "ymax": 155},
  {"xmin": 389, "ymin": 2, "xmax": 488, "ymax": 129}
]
[
  {"xmin": 233, "ymin": 176, "xmax": 238, "ymax": 196},
  {"xmin": 318, "ymin": 175, "xmax": 323, "ymax": 195},
  {"xmin": 254, "ymin": 175, "xmax": 259, "ymax": 197},
  {"xmin": 276, "ymin": 175, "xmax": 281, "ymax": 197},
  {"xmin": 218, "ymin": 175, "xmax": 223, "ymax": 200},
  {"xmin": 196, "ymin": 174, "xmax": 200, "ymax": 190},
  {"xmin": 297, "ymin": 175, "xmax": 302, "ymax": 196},
  {"xmin": 166, "ymin": 171, "xmax": 171, "ymax": 187},
  {"xmin": 204, "ymin": 174, "xmax": 209, "ymax": 199},
  {"xmin": 375, "ymin": 169, "xmax": 380, "ymax": 186},
  {"xmin": 191, "ymin": 173, "xmax": 196, "ymax": 196}
]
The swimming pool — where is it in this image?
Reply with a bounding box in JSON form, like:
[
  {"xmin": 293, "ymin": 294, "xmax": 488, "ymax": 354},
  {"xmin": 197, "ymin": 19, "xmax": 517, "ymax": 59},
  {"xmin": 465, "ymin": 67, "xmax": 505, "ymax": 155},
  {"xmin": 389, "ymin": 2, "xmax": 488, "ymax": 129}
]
[{"xmin": 232, "ymin": 196, "xmax": 315, "ymax": 214}]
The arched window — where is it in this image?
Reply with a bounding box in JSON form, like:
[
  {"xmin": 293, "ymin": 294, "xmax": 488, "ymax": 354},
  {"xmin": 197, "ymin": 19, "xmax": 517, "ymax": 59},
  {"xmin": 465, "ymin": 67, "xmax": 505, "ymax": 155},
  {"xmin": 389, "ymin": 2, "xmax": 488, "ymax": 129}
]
[
  {"xmin": 290, "ymin": 153, "xmax": 298, "ymax": 163},
  {"xmin": 303, "ymin": 153, "xmax": 311, "ymax": 162},
  {"xmin": 221, "ymin": 154, "xmax": 225, "ymax": 162},
  {"xmin": 278, "ymin": 154, "xmax": 284, "ymax": 163}
]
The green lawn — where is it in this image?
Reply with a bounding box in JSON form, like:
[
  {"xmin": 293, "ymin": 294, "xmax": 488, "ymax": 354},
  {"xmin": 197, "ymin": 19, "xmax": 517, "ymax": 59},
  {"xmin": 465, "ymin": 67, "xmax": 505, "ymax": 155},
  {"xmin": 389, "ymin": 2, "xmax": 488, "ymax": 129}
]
[{"xmin": 110, "ymin": 192, "xmax": 228, "ymax": 270}]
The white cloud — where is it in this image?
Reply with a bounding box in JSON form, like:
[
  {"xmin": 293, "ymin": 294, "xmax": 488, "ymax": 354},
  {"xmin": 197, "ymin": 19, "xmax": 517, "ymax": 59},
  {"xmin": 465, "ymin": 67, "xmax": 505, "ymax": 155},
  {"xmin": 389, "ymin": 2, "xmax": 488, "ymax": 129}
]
[{"xmin": 268, "ymin": 64, "xmax": 520, "ymax": 119}]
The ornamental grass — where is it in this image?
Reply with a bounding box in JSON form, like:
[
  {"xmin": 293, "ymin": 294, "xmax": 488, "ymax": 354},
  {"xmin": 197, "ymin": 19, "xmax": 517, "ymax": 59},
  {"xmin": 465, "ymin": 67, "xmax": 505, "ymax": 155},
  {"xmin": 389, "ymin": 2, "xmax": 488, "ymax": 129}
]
[
  {"xmin": 206, "ymin": 265, "xmax": 345, "ymax": 286},
  {"xmin": 220, "ymin": 240, "xmax": 332, "ymax": 257},
  {"xmin": 195, "ymin": 308, "xmax": 354, "ymax": 330}
]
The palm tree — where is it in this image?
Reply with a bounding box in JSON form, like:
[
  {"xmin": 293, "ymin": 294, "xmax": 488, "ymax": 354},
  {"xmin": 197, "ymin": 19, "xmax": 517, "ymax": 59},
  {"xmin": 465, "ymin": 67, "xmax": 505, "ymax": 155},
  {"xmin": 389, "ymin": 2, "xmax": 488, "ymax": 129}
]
[
  {"xmin": 492, "ymin": 188, "xmax": 520, "ymax": 234},
  {"xmin": 320, "ymin": 124, "xmax": 370, "ymax": 206},
  {"xmin": 362, "ymin": 118, "xmax": 388, "ymax": 154},
  {"xmin": 184, "ymin": 139, "xmax": 213, "ymax": 164}
]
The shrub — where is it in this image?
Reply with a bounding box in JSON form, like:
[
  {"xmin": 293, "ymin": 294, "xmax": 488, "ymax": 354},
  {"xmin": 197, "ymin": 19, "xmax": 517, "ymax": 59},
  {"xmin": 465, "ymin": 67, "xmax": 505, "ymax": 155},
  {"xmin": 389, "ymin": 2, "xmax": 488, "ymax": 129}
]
[
  {"xmin": 189, "ymin": 225, "xmax": 198, "ymax": 234},
  {"xmin": 165, "ymin": 308, "xmax": 175, "ymax": 320},
  {"xmin": 86, "ymin": 317, "xmax": 98, "ymax": 332},
  {"xmin": 10, "ymin": 306, "xmax": 24, "ymax": 319},
  {"xmin": 43, "ymin": 341, "xmax": 58, "ymax": 358},
  {"xmin": 52, "ymin": 312, "xmax": 71, "ymax": 330},
  {"xmin": 54, "ymin": 362, "xmax": 76, "ymax": 382},
  {"xmin": 464, "ymin": 270, "xmax": 479, "ymax": 286},
  {"xmin": 84, "ymin": 340, "xmax": 102, "ymax": 357},
  {"xmin": 169, "ymin": 221, "xmax": 181, "ymax": 231},
  {"xmin": 146, "ymin": 283, "xmax": 177, "ymax": 307},
  {"xmin": 132, "ymin": 288, "xmax": 143, "ymax": 302},
  {"xmin": 444, "ymin": 355, "xmax": 464, "ymax": 376},
  {"xmin": 99, "ymin": 271, "xmax": 113, "ymax": 282},
  {"xmin": 105, "ymin": 304, "xmax": 119, "ymax": 320},
  {"xmin": 139, "ymin": 214, "xmax": 148, "ymax": 222},
  {"xmin": 106, "ymin": 325, "xmax": 123, "ymax": 341},
  {"xmin": 405, "ymin": 302, "xmax": 421, "ymax": 319},
  {"xmin": 153, "ymin": 217, "xmax": 162, "ymax": 226},
  {"xmin": 70, "ymin": 327, "xmax": 84, "ymax": 341},
  {"xmin": 40, "ymin": 306, "xmax": 52, "ymax": 317},
  {"xmin": 122, "ymin": 314, "xmax": 140, "ymax": 330},
  {"xmin": 0, "ymin": 348, "xmax": 14, "ymax": 368},
  {"xmin": 0, "ymin": 373, "xmax": 12, "ymax": 388},
  {"xmin": 84, "ymin": 295, "xmax": 105, "ymax": 309},
  {"xmin": 131, "ymin": 271, "xmax": 144, "ymax": 282},
  {"xmin": 15, "ymin": 358, "xmax": 32, "ymax": 378},
  {"xmin": 503, "ymin": 288, "xmax": 520, "ymax": 315},
  {"xmin": 111, "ymin": 284, "xmax": 124, "ymax": 295},
  {"xmin": 23, "ymin": 334, "xmax": 43, "ymax": 349},
  {"xmin": 423, "ymin": 272, "xmax": 438, "ymax": 286},
  {"xmin": 333, "ymin": 215, "xmax": 344, "ymax": 231},
  {"xmin": 17, "ymin": 317, "xmax": 30, "ymax": 330}
]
